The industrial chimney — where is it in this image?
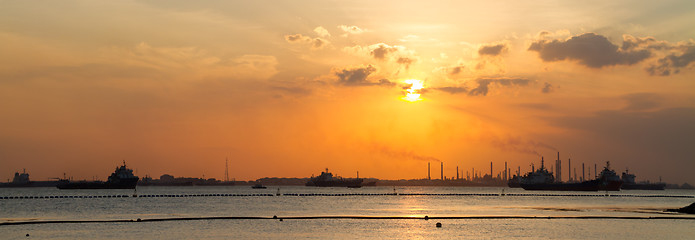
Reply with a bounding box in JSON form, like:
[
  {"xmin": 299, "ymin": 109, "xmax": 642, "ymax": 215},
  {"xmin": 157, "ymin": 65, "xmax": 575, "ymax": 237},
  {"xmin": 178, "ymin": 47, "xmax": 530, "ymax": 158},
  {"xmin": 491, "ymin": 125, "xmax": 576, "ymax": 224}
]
[{"xmin": 440, "ymin": 162, "xmax": 444, "ymax": 180}]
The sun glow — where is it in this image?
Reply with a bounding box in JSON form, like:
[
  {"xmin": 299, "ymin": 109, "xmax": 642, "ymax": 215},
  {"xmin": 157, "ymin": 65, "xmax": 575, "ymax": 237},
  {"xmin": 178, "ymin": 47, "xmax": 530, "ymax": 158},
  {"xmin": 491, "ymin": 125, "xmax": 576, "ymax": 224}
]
[{"xmin": 402, "ymin": 79, "xmax": 424, "ymax": 102}]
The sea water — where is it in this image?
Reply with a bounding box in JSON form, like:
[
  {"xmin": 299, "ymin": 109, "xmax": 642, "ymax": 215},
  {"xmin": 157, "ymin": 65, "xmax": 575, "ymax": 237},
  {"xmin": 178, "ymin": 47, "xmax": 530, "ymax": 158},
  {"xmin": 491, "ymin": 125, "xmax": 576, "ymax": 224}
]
[{"xmin": 1, "ymin": 186, "xmax": 694, "ymax": 239}]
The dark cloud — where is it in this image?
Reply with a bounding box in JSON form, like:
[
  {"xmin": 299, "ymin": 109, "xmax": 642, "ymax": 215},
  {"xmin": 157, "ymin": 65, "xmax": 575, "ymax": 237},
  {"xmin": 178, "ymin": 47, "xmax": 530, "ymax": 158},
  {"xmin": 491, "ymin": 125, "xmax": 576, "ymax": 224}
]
[
  {"xmin": 270, "ymin": 86, "xmax": 312, "ymax": 96},
  {"xmin": 449, "ymin": 66, "xmax": 464, "ymax": 75},
  {"xmin": 371, "ymin": 44, "xmax": 399, "ymax": 60},
  {"xmin": 469, "ymin": 78, "xmax": 530, "ymax": 96},
  {"xmin": 312, "ymin": 38, "xmax": 327, "ymax": 49},
  {"xmin": 396, "ymin": 57, "xmax": 415, "ymax": 69},
  {"xmin": 377, "ymin": 79, "xmax": 397, "ymax": 87},
  {"xmin": 646, "ymin": 45, "xmax": 695, "ymax": 76},
  {"xmin": 285, "ymin": 34, "xmax": 304, "ymax": 42},
  {"xmin": 621, "ymin": 93, "xmax": 663, "ymax": 111},
  {"xmin": 435, "ymin": 86, "xmax": 468, "ymax": 94},
  {"xmin": 541, "ymin": 82, "xmax": 554, "ymax": 93},
  {"xmin": 284, "ymin": 34, "xmax": 329, "ymax": 49},
  {"xmin": 478, "ymin": 44, "xmax": 508, "ymax": 56},
  {"xmin": 334, "ymin": 65, "xmax": 393, "ymax": 87},
  {"xmin": 432, "ymin": 78, "xmax": 530, "ymax": 96},
  {"xmin": 528, "ymin": 33, "xmax": 651, "ymax": 68}
]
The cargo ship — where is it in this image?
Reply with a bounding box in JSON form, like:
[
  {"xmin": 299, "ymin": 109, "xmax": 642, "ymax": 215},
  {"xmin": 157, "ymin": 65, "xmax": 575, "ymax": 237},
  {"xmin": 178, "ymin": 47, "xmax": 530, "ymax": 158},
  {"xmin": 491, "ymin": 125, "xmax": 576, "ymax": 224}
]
[
  {"xmin": 597, "ymin": 161, "xmax": 622, "ymax": 191},
  {"xmin": 0, "ymin": 170, "xmax": 60, "ymax": 188},
  {"xmin": 305, "ymin": 169, "xmax": 363, "ymax": 187},
  {"xmin": 621, "ymin": 169, "xmax": 665, "ymax": 190},
  {"xmin": 56, "ymin": 162, "xmax": 139, "ymax": 189},
  {"xmin": 519, "ymin": 157, "xmax": 602, "ymax": 191}
]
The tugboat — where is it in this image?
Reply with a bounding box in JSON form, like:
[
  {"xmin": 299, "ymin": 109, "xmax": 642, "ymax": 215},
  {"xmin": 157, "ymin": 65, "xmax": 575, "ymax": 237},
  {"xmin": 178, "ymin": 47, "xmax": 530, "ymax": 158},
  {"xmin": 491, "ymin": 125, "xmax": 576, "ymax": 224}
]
[
  {"xmin": 597, "ymin": 161, "xmax": 623, "ymax": 191},
  {"xmin": 621, "ymin": 168, "xmax": 664, "ymax": 190},
  {"xmin": 57, "ymin": 162, "xmax": 139, "ymax": 189},
  {"xmin": 251, "ymin": 183, "xmax": 267, "ymax": 189},
  {"xmin": 519, "ymin": 157, "xmax": 601, "ymax": 191},
  {"xmin": 305, "ymin": 168, "xmax": 363, "ymax": 188}
]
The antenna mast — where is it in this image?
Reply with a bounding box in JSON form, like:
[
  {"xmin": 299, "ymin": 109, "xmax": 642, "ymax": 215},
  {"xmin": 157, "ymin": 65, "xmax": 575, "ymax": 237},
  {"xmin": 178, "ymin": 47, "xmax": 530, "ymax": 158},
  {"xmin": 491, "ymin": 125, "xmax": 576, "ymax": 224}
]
[{"xmin": 225, "ymin": 157, "xmax": 229, "ymax": 182}]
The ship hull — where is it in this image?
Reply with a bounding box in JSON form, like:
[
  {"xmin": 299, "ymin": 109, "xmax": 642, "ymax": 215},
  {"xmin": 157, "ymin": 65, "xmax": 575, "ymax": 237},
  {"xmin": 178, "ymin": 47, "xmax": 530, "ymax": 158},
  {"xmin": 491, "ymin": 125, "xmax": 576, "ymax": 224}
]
[
  {"xmin": 56, "ymin": 178, "xmax": 139, "ymax": 189},
  {"xmin": 521, "ymin": 180, "xmax": 601, "ymax": 191},
  {"xmin": 598, "ymin": 180, "xmax": 623, "ymax": 191},
  {"xmin": 307, "ymin": 179, "xmax": 363, "ymax": 187}
]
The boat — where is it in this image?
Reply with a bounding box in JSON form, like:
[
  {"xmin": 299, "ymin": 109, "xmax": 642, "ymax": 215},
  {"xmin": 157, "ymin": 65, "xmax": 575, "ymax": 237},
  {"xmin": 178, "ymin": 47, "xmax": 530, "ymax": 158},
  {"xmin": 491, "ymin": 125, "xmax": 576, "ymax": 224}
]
[
  {"xmin": 0, "ymin": 170, "xmax": 60, "ymax": 188},
  {"xmin": 621, "ymin": 169, "xmax": 665, "ymax": 190},
  {"xmin": 56, "ymin": 162, "xmax": 139, "ymax": 189},
  {"xmin": 305, "ymin": 168, "xmax": 363, "ymax": 187},
  {"xmin": 251, "ymin": 184, "xmax": 267, "ymax": 189},
  {"xmin": 519, "ymin": 157, "xmax": 601, "ymax": 191},
  {"xmin": 597, "ymin": 161, "xmax": 622, "ymax": 191}
]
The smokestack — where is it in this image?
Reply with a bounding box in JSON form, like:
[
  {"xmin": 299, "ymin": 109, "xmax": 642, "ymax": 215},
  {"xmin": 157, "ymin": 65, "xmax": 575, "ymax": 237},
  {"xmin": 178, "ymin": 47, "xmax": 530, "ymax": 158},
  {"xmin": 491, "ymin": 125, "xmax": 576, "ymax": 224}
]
[
  {"xmin": 441, "ymin": 162, "xmax": 444, "ymax": 180},
  {"xmin": 428, "ymin": 162, "xmax": 431, "ymax": 180},
  {"xmin": 582, "ymin": 163, "xmax": 585, "ymax": 182},
  {"xmin": 594, "ymin": 163, "xmax": 597, "ymax": 178},
  {"xmin": 504, "ymin": 162, "xmax": 508, "ymax": 181},
  {"xmin": 456, "ymin": 166, "xmax": 459, "ymax": 180},
  {"xmin": 574, "ymin": 168, "xmax": 577, "ymax": 182},
  {"xmin": 556, "ymin": 152, "xmax": 561, "ymax": 183},
  {"xmin": 490, "ymin": 162, "xmax": 493, "ymax": 178},
  {"xmin": 568, "ymin": 158, "xmax": 571, "ymax": 182}
]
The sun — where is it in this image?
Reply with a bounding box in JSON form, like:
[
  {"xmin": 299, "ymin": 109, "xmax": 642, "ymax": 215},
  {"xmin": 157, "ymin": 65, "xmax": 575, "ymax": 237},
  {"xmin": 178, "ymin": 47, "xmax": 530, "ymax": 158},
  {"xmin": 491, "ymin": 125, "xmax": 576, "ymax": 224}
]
[{"xmin": 402, "ymin": 79, "xmax": 424, "ymax": 102}]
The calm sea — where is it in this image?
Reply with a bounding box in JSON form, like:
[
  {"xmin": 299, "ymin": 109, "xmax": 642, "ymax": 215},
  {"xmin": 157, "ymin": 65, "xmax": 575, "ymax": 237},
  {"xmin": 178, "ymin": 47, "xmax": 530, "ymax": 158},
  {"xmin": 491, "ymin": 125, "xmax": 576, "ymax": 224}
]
[{"xmin": 1, "ymin": 186, "xmax": 694, "ymax": 239}]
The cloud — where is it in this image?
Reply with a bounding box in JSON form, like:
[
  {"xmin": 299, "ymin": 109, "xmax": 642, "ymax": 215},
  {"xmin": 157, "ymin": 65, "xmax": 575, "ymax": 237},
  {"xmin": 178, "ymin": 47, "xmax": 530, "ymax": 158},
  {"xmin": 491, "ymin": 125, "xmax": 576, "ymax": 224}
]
[
  {"xmin": 528, "ymin": 33, "xmax": 651, "ymax": 68},
  {"xmin": 432, "ymin": 77, "xmax": 530, "ymax": 96},
  {"xmin": 646, "ymin": 44, "xmax": 695, "ymax": 76},
  {"xmin": 284, "ymin": 33, "xmax": 330, "ymax": 49},
  {"xmin": 313, "ymin": 26, "xmax": 331, "ymax": 38},
  {"xmin": 285, "ymin": 34, "xmax": 304, "ymax": 42},
  {"xmin": 435, "ymin": 86, "xmax": 468, "ymax": 94},
  {"xmin": 621, "ymin": 92, "xmax": 663, "ymax": 111},
  {"xmin": 338, "ymin": 25, "xmax": 366, "ymax": 35},
  {"xmin": 371, "ymin": 44, "xmax": 399, "ymax": 60},
  {"xmin": 334, "ymin": 65, "xmax": 394, "ymax": 87},
  {"xmin": 344, "ymin": 43, "xmax": 417, "ymax": 69},
  {"xmin": 270, "ymin": 86, "xmax": 312, "ymax": 96},
  {"xmin": 541, "ymin": 82, "xmax": 554, "ymax": 93},
  {"xmin": 469, "ymin": 78, "xmax": 530, "ymax": 96},
  {"xmin": 447, "ymin": 65, "xmax": 465, "ymax": 76},
  {"xmin": 396, "ymin": 57, "xmax": 415, "ymax": 69},
  {"xmin": 478, "ymin": 43, "xmax": 508, "ymax": 56}
]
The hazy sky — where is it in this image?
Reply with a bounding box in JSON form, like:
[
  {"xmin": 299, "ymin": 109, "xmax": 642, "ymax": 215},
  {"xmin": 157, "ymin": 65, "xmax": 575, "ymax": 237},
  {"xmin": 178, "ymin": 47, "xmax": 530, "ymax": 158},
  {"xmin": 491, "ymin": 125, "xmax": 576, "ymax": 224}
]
[{"xmin": 1, "ymin": 0, "xmax": 694, "ymax": 183}]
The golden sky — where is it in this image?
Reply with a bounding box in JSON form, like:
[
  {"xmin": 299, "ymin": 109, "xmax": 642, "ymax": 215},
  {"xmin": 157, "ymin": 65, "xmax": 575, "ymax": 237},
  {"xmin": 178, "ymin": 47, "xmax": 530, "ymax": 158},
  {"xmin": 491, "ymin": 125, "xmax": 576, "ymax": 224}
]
[{"xmin": 1, "ymin": 0, "xmax": 694, "ymax": 183}]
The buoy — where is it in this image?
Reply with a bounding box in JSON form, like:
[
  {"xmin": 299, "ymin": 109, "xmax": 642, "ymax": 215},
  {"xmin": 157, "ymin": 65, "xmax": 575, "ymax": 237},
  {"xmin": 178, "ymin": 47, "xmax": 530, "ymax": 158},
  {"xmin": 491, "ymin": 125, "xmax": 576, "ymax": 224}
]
[
  {"xmin": 26, "ymin": 233, "xmax": 30, "ymax": 237},
  {"xmin": 436, "ymin": 222, "xmax": 442, "ymax": 228},
  {"xmin": 279, "ymin": 219, "xmax": 283, "ymax": 221},
  {"xmin": 424, "ymin": 215, "xmax": 429, "ymax": 220}
]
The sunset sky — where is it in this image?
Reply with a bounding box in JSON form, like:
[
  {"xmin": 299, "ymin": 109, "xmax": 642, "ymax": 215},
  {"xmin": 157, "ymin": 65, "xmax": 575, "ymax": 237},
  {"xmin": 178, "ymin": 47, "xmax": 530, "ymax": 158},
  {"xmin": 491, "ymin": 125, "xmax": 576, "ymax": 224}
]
[{"xmin": 1, "ymin": 0, "xmax": 694, "ymax": 184}]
